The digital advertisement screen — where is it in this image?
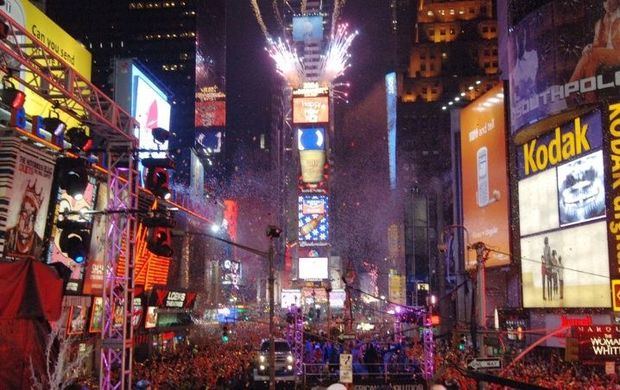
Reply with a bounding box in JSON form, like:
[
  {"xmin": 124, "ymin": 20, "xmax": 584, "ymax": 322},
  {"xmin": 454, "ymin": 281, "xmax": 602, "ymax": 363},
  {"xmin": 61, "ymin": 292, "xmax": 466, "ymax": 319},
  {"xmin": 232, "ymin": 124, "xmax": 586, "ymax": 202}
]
[
  {"xmin": 221, "ymin": 259, "xmax": 241, "ymax": 286},
  {"xmin": 82, "ymin": 184, "xmax": 107, "ymax": 295},
  {"xmin": 520, "ymin": 222, "xmax": 610, "ymax": 308},
  {"xmin": 66, "ymin": 305, "xmax": 87, "ymax": 335},
  {"xmin": 292, "ymin": 15, "xmax": 324, "ymax": 41},
  {"xmin": 196, "ymin": 127, "xmax": 223, "ymax": 153},
  {"xmin": 281, "ymin": 289, "xmax": 301, "ymax": 308},
  {"xmin": 132, "ymin": 65, "xmax": 171, "ymax": 179},
  {"xmin": 517, "ymin": 111, "xmax": 609, "ymax": 308},
  {"xmin": 297, "ymin": 127, "xmax": 325, "ymax": 151},
  {"xmin": 329, "ymin": 289, "xmax": 346, "ymax": 308},
  {"xmin": 298, "ymin": 257, "xmax": 329, "ymax": 280},
  {"xmin": 47, "ymin": 177, "xmax": 97, "ymax": 294},
  {"xmin": 386, "ymin": 72, "xmax": 397, "ymax": 190},
  {"xmin": 298, "ymin": 194, "xmax": 329, "ymax": 244},
  {"xmin": 507, "ymin": 0, "xmax": 620, "ymax": 133},
  {"xmin": 293, "ymin": 96, "xmax": 329, "ymax": 124},
  {"xmin": 460, "ymin": 84, "xmax": 510, "ymax": 268}
]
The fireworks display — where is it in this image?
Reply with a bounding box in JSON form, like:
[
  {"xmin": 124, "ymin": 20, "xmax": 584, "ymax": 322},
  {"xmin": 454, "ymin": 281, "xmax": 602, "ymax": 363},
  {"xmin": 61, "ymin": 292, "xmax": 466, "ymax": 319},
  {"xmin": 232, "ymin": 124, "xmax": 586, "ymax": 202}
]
[
  {"xmin": 266, "ymin": 38, "xmax": 305, "ymax": 88},
  {"xmin": 318, "ymin": 23, "xmax": 358, "ymax": 86},
  {"xmin": 250, "ymin": 0, "xmax": 357, "ymax": 88}
]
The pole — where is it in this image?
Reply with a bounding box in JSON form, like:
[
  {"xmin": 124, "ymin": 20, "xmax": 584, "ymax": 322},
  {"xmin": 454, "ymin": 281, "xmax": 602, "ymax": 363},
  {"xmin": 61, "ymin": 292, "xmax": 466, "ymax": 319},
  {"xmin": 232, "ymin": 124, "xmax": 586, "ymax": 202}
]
[{"xmin": 268, "ymin": 239, "xmax": 276, "ymax": 390}]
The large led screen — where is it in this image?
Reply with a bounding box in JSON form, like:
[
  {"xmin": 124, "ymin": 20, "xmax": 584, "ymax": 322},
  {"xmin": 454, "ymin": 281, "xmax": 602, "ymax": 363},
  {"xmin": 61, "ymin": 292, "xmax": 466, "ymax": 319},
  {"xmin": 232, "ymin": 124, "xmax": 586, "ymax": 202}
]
[
  {"xmin": 299, "ymin": 257, "xmax": 328, "ymax": 280},
  {"xmin": 281, "ymin": 289, "xmax": 301, "ymax": 309},
  {"xmin": 293, "ymin": 96, "xmax": 329, "ymax": 124},
  {"xmin": 132, "ymin": 65, "xmax": 171, "ymax": 179},
  {"xmin": 292, "ymin": 16, "xmax": 324, "ymax": 41},
  {"xmin": 517, "ymin": 110, "xmax": 609, "ymax": 308},
  {"xmin": 298, "ymin": 194, "xmax": 329, "ymax": 245},
  {"xmin": 221, "ymin": 259, "xmax": 241, "ymax": 286},
  {"xmin": 297, "ymin": 127, "xmax": 325, "ymax": 151},
  {"xmin": 507, "ymin": 0, "xmax": 620, "ymax": 134},
  {"xmin": 520, "ymin": 222, "xmax": 610, "ymax": 308},
  {"xmin": 461, "ymin": 84, "xmax": 510, "ymax": 268}
]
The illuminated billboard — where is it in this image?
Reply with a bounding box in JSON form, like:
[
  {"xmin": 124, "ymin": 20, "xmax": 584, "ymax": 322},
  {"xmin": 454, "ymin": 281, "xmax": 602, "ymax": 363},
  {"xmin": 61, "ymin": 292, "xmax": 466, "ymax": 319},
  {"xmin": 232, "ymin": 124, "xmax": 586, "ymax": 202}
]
[
  {"xmin": 221, "ymin": 259, "xmax": 241, "ymax": 286},
  {"xmin": 1, "ymin": 0, "xmax": 92, "ymax": 131},
  {"xmin": 605, "ymin": 102, "xmax": 620, "ymax": 298},
  {"xmin": 460, "ymin": 84, "xmax": 510, "ymax": 268},
  {"xmin": 281, "ymin": 289, "xmax": 301, "ymax": 308},
  {"xmin": 297, "ymin": 127, "xmax": 325, "ymax": 150},
  {"xmin": 298, "ymin": 257, "xmax": 328, "ymax": 280},
  {"xmin": 47, "ymin": 177, "xmax": 97, "ymax": 294},
  {"xmin": 298, "ymin": 194, "xmax": 329, "ymax": 245},
  {"xmin": 293, "ymin": 96, "xmax": 329, "ymax": 124},
  {"xmin": 386, "ymin": 72, "xmax": 397, "ymax": 190},
  {"xmin": 507, "ymin": 0, "xmax": 620, "ymax": 133},
  {"xmin": 292, "ymin": 16, "xmax": 324, "ymax": 41},
  {"xmin": 517, "ymin": 109, "xmax": 610, "ymax": 308}
]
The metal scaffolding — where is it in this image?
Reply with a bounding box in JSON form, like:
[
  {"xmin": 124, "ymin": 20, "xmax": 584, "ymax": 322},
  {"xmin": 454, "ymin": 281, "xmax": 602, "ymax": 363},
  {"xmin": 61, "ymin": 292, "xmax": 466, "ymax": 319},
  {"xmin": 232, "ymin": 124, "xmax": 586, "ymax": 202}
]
[{"xmin": 0, "ymin": 10, "xmax": 139, "ymax": 389}]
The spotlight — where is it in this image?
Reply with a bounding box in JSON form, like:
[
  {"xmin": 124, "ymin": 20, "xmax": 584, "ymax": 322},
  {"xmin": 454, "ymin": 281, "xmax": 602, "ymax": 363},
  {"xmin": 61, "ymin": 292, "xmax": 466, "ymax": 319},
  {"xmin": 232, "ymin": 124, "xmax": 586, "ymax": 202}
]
[
  {"xmin": 152, "ymin": 127, "xmax": 170, "ymax": 144},
  {"xmin": 65, "ymin": 127, "xmax": 93, "ymax": 152},
  {"xmin": 1, "ymin": 79, "xmax": 25, "ymax": 109},
  {"xmin": 142, "ymin": 216, "xmax": 174, "ymax": 258},
  {"xmin": 56, "ymin": 157, "xmax": 89, "ymax": 201},
  {"xmin": 143, "ymin": 157, "xmax": 174, "ymax": 200},
  {"xmin": 57, "ymin": 220, "xmax": 90, "ymax": 264},
  {"xmin": 43, "ymin": 115, "xmax": 66, "ymax": 136}
]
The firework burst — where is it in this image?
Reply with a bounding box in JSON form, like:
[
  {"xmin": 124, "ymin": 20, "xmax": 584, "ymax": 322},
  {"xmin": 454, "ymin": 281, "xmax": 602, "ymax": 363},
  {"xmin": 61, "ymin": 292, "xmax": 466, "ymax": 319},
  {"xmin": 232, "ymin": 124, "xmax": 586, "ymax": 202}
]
[
  {"xmin": 318, "ymin": 23, "xmax": 358, "ymax": 86},
  {"xmin": 266, "ymin": 38, "xmax": 305, "ymax": 88}
]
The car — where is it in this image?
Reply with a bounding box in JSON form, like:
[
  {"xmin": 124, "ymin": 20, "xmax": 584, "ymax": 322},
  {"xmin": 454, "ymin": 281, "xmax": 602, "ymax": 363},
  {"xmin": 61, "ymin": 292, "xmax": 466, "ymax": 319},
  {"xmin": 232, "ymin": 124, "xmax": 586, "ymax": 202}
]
[{"xmin": 253, "ymin": 338, "xmax": 297, "ymax": 385}]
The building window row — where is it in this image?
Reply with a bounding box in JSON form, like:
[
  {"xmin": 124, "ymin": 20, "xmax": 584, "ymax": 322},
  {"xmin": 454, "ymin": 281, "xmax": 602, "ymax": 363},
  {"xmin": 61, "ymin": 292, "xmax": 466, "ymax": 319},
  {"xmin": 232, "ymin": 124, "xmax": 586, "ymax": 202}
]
[
  {"xmin": 142, "ymin": 31, "xmax": 196, "ymax": 40},
  {"xmin": 129, "ymin": 1, "xmax": 188, "ymax": 9}
]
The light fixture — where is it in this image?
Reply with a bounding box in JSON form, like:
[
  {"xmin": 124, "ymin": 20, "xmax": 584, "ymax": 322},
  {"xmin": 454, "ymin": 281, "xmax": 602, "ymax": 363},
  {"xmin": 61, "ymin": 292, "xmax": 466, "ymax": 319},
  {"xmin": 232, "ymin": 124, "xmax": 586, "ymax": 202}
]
[
  {"xmin": 460, "ymin": 92, "xmax": 466, "ymax": 97},
  {"xmin": 143, "ymin": 157, "xmax": 174, "ymax": 200},
  {"xmin": 475, "ymin": 80, "xmax": 481, "ymax": 85},
  {"xmin": 142, "ymin": 216, "xmax": 174, "ymax": 257},
  {"xmin": 454, "ymin": 97, "xmax": 460, "ymax": 101},
  {"xmin": 152, "ymin": 127, "xmax": 170, "ymax": 144},
  {"xmin": 1, "ymin": 79, "xmax": 25, "ymax": 109},
  {"xmin": 43, "ymin": 113, "xmax": 66, "ymax": 136},
  {"xmin": 442, "ymin": 106, "xmax": 447, "ymax": 110},
  {"xmin": 57, "ymin": 219, "xmax": 91, "ymax": 264},
  {"xmin": 65, "ymin": 127, "xmax": 93, "ymax": 152},
  {"xmin": 56, "ymin": 157, "xmax": 89, "ymax": 201}
]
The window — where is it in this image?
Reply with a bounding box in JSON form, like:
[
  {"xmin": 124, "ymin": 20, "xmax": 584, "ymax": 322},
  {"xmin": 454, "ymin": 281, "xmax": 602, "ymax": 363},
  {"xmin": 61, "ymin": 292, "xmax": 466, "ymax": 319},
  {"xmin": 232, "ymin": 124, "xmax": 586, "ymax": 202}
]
[
  {"xmin": 450, "ymin": 28, "xmax": 455, "ymax": 35},
  {"xmin": 428, "ymin": 28, "xmax": 435, "ymax": 36},
  {"xmin": 421, "ymin": 64, "xmax": 426, "ymax": 71},
  {"xmin": 440, "ymin": 29, "xmax": 446, "ymax": 35},
  {"xmin": 427, "ymin": 10, "xmax": 434, "ymax": 16},
  {"xmin": 449, "ymin": 9, "xmax": 455, "ymax": 15},
  {"xmin": 482, "ymin": 26, "xmax": 488, "ymax": 33},
  {"xmin": 430, "ymin": 63, "xmax": 435, "ymax": 71}
]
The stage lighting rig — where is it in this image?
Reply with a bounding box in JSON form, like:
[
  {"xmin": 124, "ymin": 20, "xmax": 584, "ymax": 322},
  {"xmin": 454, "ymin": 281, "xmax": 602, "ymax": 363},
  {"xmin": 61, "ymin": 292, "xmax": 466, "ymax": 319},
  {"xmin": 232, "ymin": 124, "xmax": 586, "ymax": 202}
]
[
  {"xmin": 143, "ymin": 157, "xmax": 174, "ymax": 200},
  {"xmin": 56, "ymin": 156, "xmax": 90, "ymax": 201},
  {"xmin": 142, "ymin": 215, "xmax": 174, "ymax": 258},
  {"xmin": 57, "ymin": 219, "xmax": 91, "ymax": 264},
  {"xmin": 65, "ymin": 127, "xmax": 93, "ymax": 152}
]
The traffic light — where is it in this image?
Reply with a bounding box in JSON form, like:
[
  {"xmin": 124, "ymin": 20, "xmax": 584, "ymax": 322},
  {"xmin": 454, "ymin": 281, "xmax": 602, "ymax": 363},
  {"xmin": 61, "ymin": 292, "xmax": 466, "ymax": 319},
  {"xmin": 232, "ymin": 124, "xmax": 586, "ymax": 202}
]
[
  {"xmin": 143, "ymin": 158, "xmax": 174, "ymax": 200},
  {"xmin": 142, "ymin": 216, "xmax": 174, "ymax": 257},
  {"xmin": 56, "ymin": 157, "xmax": 89, "ymax": 201},
  {"xmin": 458, "ymin": 335, "xmax": 467, "ymax": 351},
  {"xmin": 57, "ymin": 220, "xmax": 91, "ymax": 264},
  {"xmin": 222, "ymin": 325, "xmax": 230, "ymax": 343}
]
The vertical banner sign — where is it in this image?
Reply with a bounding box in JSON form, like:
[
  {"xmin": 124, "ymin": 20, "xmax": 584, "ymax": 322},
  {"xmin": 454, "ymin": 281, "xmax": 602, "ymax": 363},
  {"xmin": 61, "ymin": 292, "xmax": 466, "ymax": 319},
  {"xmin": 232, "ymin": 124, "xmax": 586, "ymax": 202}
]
[
  {"xmin": 83, "ymin": 184, "xmax": 109, "ymax": 295},
  {"xmin": 606, "ymin": 101, "xmax": 620, "ymax": 309},
  {"xmin": 0, "ymin": 139, "xmax": 54, "ymax": 261}
]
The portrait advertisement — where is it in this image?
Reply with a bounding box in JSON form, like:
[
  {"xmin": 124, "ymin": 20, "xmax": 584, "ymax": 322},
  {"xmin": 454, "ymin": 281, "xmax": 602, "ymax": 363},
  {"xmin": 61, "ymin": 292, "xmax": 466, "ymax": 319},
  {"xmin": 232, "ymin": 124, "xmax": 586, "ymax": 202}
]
[{"xmin": 0, "ymin": 142, "xmax": 54, "ymax": 261}]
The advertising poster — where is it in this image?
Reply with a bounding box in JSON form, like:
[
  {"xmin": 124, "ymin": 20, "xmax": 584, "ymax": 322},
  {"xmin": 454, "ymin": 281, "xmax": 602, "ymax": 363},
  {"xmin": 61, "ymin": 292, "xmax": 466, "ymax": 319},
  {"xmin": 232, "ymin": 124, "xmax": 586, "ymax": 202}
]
[
  {"xmin": 460, "ymin": 84, "xmax": 510, "ymax": 268},
  {"xmin": 298, "ymin": 194, "xmax": 329, "ymax": 245},
  {"xmin": 574, "ymin": 325, "xmax": 620, "ymax": 361},
  {"xmin": 298, "ymin": 257, "xmax": 328, "ymax": 280},
  {"xmin": 292, "ymin": 16, "xmax": 324, "ymax": 41},
  {"xmin": 88, "ymin": 297, "xmax": 103, "ymax": 333},
  {"xmin": 47, "ymin": 177, "xmax": 97, "ymax": 294},
  {"xmin": 606, "ymin": 102, "xmax": 620, "ymax": 293},
  {"xmin": 82, "ymin": 185, "xmax": 108, "ymax": 295},
  {"xmin": 507, "ymin": 0, "xmax": 620, "ymax": 133},
  {"xmin": 0, "ymin": 141, "xmax": 54, "ymax": 261},
  {"xmin": 66, "ymin": 305, "xmax": 87, "ymax": 335},
  {"xmin": 144, "ymin": 306, "xmax": 158, "ymax": 329},
  {"xmin": 293, "ymin": 96, "xmax": 329, "ymax": 124}
]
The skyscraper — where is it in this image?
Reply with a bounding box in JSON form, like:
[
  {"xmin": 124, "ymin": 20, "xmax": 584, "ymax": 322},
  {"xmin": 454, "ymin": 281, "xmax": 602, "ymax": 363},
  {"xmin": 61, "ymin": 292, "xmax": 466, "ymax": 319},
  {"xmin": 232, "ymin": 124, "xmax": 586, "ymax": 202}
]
[{"xmin": 394, "ymin": 0, "xmax": 499, "ymax": 305}]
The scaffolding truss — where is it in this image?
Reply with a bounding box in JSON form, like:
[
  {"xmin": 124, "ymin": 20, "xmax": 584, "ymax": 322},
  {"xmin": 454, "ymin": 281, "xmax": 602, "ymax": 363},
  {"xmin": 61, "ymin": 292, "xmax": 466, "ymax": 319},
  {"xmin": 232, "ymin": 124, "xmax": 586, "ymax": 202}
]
[
  {"xmin": 101, "ymin": 144, "xmax": 138, "ymax": 390},
  {"xmin": 0, "ymin": 10, "xmax": 140, "ymax": 389}
]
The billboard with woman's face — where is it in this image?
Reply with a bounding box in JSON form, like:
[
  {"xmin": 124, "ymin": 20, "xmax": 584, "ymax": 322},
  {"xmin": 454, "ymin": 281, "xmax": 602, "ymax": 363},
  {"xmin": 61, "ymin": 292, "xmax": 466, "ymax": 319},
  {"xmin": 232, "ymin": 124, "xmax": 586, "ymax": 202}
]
[{"xmin": 508, "ymin": 0, "xmax": 620, "ymax": 133}]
